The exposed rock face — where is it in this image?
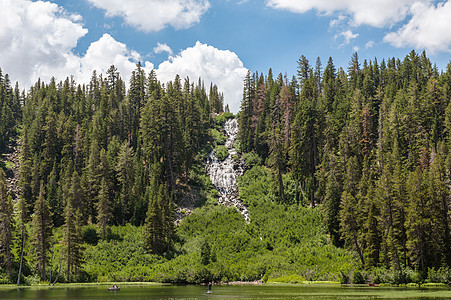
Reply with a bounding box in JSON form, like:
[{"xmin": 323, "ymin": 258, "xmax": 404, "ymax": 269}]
[{"xmin": 206, "ymin": 118, "xmax": 249, "ymax": 222}]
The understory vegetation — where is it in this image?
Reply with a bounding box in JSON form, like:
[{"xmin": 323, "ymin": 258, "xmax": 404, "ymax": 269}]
[{"xmin": 1, "ymin": 50, "xmax": 450, "ymax": 285}]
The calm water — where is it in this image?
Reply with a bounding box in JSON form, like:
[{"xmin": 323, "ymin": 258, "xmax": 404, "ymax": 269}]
[{"xmin": 1, "ymin": 284, "xmax": 450, "ymax": 299}]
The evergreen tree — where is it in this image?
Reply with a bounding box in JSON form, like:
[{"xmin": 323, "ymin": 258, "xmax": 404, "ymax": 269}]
[
  {"xmin": 62, "ymin": 199, "xmax": 83, "ymax": 281},
  {"xmin": 0, "ymin": 169, "xmax": 14, "ymax": 276},
  {"xmin": 97, "ymin": 177, "xmax": 112, "ymax": 240},
  {"xmin": 116, "ymin": 141, "xmax": 135, "ymax": 225},
  {"xmin": 31, "ymin": 185, "xmax": 53, "ymax": 281},
  {"xmin": 143, "ymin": 181, "xmax": 174, "ymax": 255}
]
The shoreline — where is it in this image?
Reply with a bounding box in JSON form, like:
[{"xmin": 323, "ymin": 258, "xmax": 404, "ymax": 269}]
[{"xmin": 1, "ymin": 281, "xmax": 449, "ymax": 290}]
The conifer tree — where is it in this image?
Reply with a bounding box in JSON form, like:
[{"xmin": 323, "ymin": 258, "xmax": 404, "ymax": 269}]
[
  {"xmin": 97, "ymin": 177, "xmax": 112, "ymax": 240},
  {"xmin": 143, "ymin": 181, "xmax": 174, "ymax": 255},
  {"xmin": 116, "ymin": 141, "xmax": 135, "ymax": 225},
  {"xmin": 62, "ymin": 199, "xmax": 83, "ymax": 281},
  {"xmin": 143, "ymin": 185, "xmax": 164, "ymax": 254},
  {"xmin": 31, "ymin": 184, "xmax": 53, "ymax": 281},
  {"xmin": 0, "ymin": 169, "xmax": 14, "ymax": 276}
]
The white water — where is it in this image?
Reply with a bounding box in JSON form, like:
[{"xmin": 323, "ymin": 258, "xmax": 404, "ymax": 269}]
[{"xmin": 206, "ymin": 118, "xmax": 249, "ymax": 222}]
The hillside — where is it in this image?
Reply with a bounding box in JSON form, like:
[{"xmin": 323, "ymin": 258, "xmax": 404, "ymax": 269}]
[{"xmin": 0, "ymin": 50, "xmax": 450, "ymax": 285}]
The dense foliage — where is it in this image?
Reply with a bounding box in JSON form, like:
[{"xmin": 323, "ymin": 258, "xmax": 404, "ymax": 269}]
[
  {"xmin": 0, "ymin": 64, "xmax": 225, "ymax": 283},
  {"xmin": 237, "ymin": 50, "xmax": 451, "ymax": 278},
  {"xmin": 0, "ymin": 49, "xmax": 450, "ymax": 285}
]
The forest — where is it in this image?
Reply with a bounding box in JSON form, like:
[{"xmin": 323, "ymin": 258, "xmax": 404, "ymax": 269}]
[{"xmin": 0, "ymin": 50, "xmax": 450, "ymax": 285}]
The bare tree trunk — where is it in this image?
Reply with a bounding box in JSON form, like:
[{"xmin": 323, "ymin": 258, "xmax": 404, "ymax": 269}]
[
  {"xmin": 17, "ymin": 233, "xmax": 25, "ymax": 287},
  {"xmin": 49, "ymin": 246, "xmax": 54, "ymax": 285},
  {"xmin": 52, "ymin": 259, "xmax": 62, "ymax": 286},
  {"xmin": 354, "ymin": 234, "xmax": 365, "ymax": 266}
]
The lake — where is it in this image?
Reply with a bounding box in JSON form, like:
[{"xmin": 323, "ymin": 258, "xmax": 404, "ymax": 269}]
[{"xmin": 1, "ymin": 284, "xmax": 450, "ymax": 299}]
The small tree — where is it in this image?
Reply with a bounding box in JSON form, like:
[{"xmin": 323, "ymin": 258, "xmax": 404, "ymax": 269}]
[
  {"xmin": 0, "ymin": 169, "xmax": 14, "ymax": 276},
  {"xmin": 31, "ymin": 184, "xmax": 53, "ymax": 281}
]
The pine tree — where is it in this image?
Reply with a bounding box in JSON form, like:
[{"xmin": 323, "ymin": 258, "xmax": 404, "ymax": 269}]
[
  {"xmin": 238, "ymin": 71, "xmax": 255, "ymax": 152},
  {"xmin": 97, "ymin": 177, "xmax": 112, "ymax": 240},
  {"xmin": 143, "ymin": 181, "xmax": 174, "ymax": 255},
  {"xmin": 62, "ymin": 199, "xmax": 83, "ymax": 281},
  {"xmin": 406, "ymin": 167, "xmax": 430, "ymax": 273},
  {"xmin": 0, "ymin": 169, "xmax": 14, "ymax": 276},
  {"xmin": 143, "ymin": 186, "xmax": 164, "ymax": 254},
  {"xmin": 116, "ymin": 141, "xmax": 135, "ymax": 225},
  {"xmin": 31, "ymin": 184, "xmax": 53, "ymax": 281},
  {"xmin": 46, "ymin": 165, "xmax": 63, "ymax": 227}
]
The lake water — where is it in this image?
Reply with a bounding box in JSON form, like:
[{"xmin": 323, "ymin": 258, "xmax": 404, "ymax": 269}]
[{"xmin": 1, "ymin": 284, "xmax": 450, "ymax": 299}]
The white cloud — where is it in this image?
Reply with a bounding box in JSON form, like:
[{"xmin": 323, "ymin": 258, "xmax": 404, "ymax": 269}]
[
  {"xmin": 340, "ymin": 30, "xmax": 358, "ymax": 44},
  {"xmin": 266, "ymin": 0, "xmax": 426, "ymax": 27},
  {"xmin": 365, "ymin": 40, "xmax": 375, "ymax": 49},
  {"xmin": 0, "ymin": 0, "xmax": 87, "ymax": 86},
  {"xmin": 87, "ymin": 0, "xmax": 210, "ymax": 32},
  {"xmin": 0, "ymin": 0, "xmax": 153, "ymax": 88},
  {"xmin": 156, "ymin": 42, "xmax": 248, "ymax": 113},
  {"xmin": 383, "ymin": 1, "xmax": 451, "ymax": 53},
  {"xmin": 330, "ymin": 15, "xmax": 347, "ymax": 27},
  {"xmin": 76, "ymin": 34, "xmax": 154, "ymax": 84},
  {"xmin": 0, "ymin": 0, "xmax": 246, "ymax": 112},
  {"xmin": 266, "ymin": 0, "xmax": 451, "ymax": 53},
  {"xmin": 154, "ymin": 42, "xmax": 173, "ymax": 56}
]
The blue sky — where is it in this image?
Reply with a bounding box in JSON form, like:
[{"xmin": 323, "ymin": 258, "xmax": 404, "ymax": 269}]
[{"xmin": 1, "ymin": 0, "xmax": 451, "ymax": 112}]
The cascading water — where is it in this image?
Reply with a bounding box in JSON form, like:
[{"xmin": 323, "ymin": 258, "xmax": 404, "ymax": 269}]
[{"xmin": 206, "ymin": 118, "xmax": 250, "ymax": 222}]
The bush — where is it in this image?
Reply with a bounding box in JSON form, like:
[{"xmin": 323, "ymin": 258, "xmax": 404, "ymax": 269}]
[
  {"xmin": 210, "ymin": 129, "xmax": 226, "ymax": 145},
  {"xmin": 268, "ymin": 274, "xmax": 305, "ymax": 283},
  {"xmin": 0, "ymin": 271, "xmax": 11, "ymax": 284},
  {"xmin": 215, "ymin": 112, "xmax": 234, "ymax": 125},
  {"xmin": 352, "ymin": 269, "xmax": 367, "ymax": 284},
  {"xmin": 83, "ymin": 224, "xmax": 99, "ymax": 245},
  {"xmin": 235, "ymin": 140, "xmax": 242, "ymax": 153},
  {"xmin": 242, "ymin": 151, "xmax": 262, "ymax": 167},
  {"xmin": 215, "ymin": 145, "xmax": 229, "ymax": 161},
  {"xmin": 427, "ymin": 267, "xmax": 451, "ymax": 284}
]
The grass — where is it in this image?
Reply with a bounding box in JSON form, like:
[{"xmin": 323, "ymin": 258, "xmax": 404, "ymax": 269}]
[{"xmin": 0, "ymin": 282, "xmax": 165, "ymax": 290}]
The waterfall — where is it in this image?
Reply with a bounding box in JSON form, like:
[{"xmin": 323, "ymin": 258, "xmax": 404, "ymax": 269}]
[{"xmin": 206, "ymin": 118, "xmax": 249, "ymax": 222}]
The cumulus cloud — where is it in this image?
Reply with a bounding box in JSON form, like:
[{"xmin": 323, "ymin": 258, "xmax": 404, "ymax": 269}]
[
  {"xmin": 0, "ymin": 0, "xmax": 246, "ymax": 111},
  {"xmin": 0, "ymin": 0, "xmax": 87, "ymax": 86},
  {"xmin": 156, "ymin": 42, "xmax": 248, "ymax": 113},
  {"xmin": 383, "ymin": 1, "xmax": 451, "ymax": 53},
  {"xmin": 76, "ymin": 34, "xmax": 153, "ymax": 84},
  {"xmin": 340, "ymin": 30, "xmax": 358, "ymax": 44},
  {"xmin": 87, "ymin": 0, "xmax": 210, "ymax": 32},
  {"xmin": 0, "ymin": 0, "xmax": 153, "ymax": 88},
  {"xmin": 266, "ymin": 0, "xmax": 425, "ymax": 27},
  {"xmin": 154, "ymin": 42, "xmax": 173, "ymax": 56},
  {"xmin": 267, "ymin": 0, "xmax": 451, "ymax": 53}
]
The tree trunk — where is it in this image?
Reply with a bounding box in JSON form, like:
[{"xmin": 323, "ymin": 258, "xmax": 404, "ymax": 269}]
[
  {"xmin": 354, "ymin": 234, "xmax": 365, "ymax": 266},
  {"xmin": 17, "ymin": 232, "xmax": 25, "ymax": 287}
]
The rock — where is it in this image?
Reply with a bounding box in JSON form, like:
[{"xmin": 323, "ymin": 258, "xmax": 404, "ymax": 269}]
[{"xmin": 205, "ymin": 119, "xmax": 250, "ymax": 222}]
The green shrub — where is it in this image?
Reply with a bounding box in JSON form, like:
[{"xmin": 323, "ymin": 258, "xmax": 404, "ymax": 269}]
[
  {"xmin": 215, "ymin": 145, "xmax": 229, "ymax": 161},
  {"xmin": 352, "ymin": 269, "xmax": 367, "ymax": 284},
  {"xmin": 235, "ymin": 140, "xmax": 242, "ymax": 153},
  {"xmin": 0, "ymin": 271, "xmax": 11, "ymax": 284},
  {"xmin": 268, "ymin": 274, "xmax": 305, "ymax": 283},
  {"xmin": 427, "ymin": 267, "xmax": 451, "ymax": 284},
  {"xmin": 82, "ymin": 224, "xmax": 99, "ymax": 245},
  {"xmin": 215, "ymin": 112, "xmax": 234, "ymax": 125},
  {"xmin": 242, "ymin": 151, "xmax": 262, "ymax": 167},
  {"xmin": 210, "ymin": 129, "xmax": 226, "ymax": 145}
]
